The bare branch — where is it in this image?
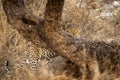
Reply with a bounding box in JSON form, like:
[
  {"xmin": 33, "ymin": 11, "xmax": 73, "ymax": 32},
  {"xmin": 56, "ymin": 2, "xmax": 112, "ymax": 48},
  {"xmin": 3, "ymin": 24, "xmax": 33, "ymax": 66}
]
[{"xmin": 1, "ymin": 0, "xmax": 44, "ymax": 25}]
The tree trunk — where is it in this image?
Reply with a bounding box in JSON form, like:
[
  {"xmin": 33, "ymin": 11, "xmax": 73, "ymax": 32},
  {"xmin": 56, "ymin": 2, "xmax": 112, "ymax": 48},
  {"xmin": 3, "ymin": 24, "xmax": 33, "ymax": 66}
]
[
  {"xmin": 43, "ymin": 0, "xmax": 86, "ymax": 66},
  {"xmin": 42, "ymin": 0, "xmax": 97, "ymax": 68},
  {"xmin": 1, "ymin": 0, "xmax": 46, "ymax": 47}
]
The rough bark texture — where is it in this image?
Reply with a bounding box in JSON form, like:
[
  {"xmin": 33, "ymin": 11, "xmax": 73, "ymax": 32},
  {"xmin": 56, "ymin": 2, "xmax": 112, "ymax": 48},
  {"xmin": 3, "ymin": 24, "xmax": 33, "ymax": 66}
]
[
  {"xmin": 43, "ymin": 0, "xmax": 82, "ymax": 66},
  {"xmin": 1, "ymin": 0, "xmax": 120, "ymax": 79},
  {"xmin": 1, "ymin": 0, "xmax": 46, "ymax": 47}
]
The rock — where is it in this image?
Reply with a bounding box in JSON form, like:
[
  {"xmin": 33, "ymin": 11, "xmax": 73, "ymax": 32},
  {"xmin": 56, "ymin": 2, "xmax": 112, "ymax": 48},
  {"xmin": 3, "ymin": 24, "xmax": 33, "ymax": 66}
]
[{"xmin": 113, "ymin": 1, "xmax": 120, "ymax": 8}]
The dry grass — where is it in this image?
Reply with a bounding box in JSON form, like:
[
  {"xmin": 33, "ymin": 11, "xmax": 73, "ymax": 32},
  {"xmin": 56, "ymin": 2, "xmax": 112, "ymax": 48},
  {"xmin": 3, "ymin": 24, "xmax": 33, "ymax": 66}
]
[{"xmin": 0, "ymin": 0, "xmax": 120, "ymax": 80}]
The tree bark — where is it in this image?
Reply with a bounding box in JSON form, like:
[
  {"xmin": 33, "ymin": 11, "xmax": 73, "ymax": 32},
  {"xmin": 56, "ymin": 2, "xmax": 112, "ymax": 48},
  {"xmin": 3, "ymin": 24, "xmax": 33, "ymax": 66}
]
[
  {"xmin": 43, "ymin": 0, "xmax": 85, "ymax": 66},
  {"xmin": 1, "ymin": 0, "xmax": 46, "ymax": 47}
]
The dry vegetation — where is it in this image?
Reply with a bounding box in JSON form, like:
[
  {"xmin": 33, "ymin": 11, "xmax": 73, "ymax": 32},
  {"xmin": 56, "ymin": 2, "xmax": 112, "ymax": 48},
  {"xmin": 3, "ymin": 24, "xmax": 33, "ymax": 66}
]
[{"xmin": 0, "ymin": 0, "xmax": 120, "ymax": 80}]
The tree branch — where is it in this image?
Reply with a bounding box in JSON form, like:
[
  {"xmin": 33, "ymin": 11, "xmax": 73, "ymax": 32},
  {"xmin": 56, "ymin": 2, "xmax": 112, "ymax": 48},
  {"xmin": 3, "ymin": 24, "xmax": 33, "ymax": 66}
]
[
  {"xmin": 43, "ymin": 0, "xmax": 84, "ymax": 67},
  {"xmin": 1, "ymin": 0, "xmax": 46, "ymax": 47},
  {"xmin": 2, "ymin": 0, "xmax": 44, "ymax": 25}
]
